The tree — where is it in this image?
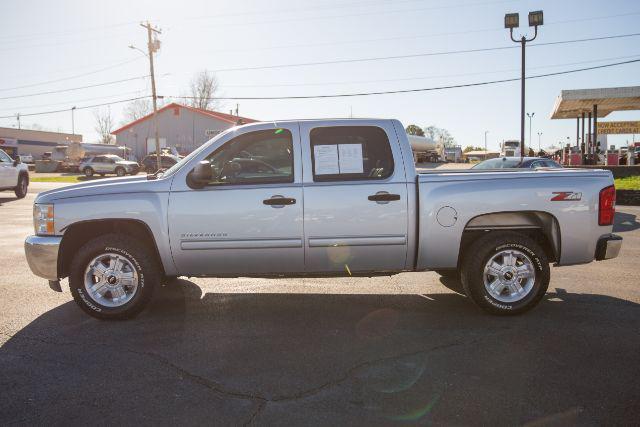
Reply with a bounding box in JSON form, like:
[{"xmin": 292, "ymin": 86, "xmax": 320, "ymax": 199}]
[
  {"xmin": 188, "ymin": 70, "xmax": 221, "ymax": 110},
  {"xmin": 422, "ymin": 125, "xmax": 456, "ymax": 147},
  {"xmin": 423, "ymin": 125, "xmax": 439, "ymax": 140},
  {"xmin": 93, "ymin": 107, "xmax": 115, "ymax": 144},
  {"xmin": 122, "ymin": 98, "xmax": 152, "ymax": 122},
  {"xmin": 463, "ymin": 146, "xmax": 484, "ymax": 153},
  {"xmin": 405, "ymin": 124, "xmax": 424, "ymax": 136}
]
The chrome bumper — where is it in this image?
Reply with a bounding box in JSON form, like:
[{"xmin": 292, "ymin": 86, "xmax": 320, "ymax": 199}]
[
  {"xmin": 595, "ymin": 234, "xmax": 623, "ymax": 261},
  {"xmin": 24, "ymin": 235, "xmax": 62, "ymax": 280}
]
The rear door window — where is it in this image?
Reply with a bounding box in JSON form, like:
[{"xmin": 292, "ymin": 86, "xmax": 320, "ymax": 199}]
[{"xmin": 310, "ymin": 126, "xmax": 394, "ymax": 181}]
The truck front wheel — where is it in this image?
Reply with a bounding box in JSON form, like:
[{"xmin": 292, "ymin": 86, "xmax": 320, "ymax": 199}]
[
  {"xmin": 69, "ymin": 234, "xmax": 159, "ymax": 320},
  {"xmin": 460, "ymin": 232, "xmax": 549, "ymax": 315}
]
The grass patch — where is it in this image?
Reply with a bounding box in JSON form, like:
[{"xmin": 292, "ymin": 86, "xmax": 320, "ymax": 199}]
[
  {"xmin": 615, "ymin": 176, "xmax": 640, "ymax": 190},
  {"xmin": 30, "ymin": 176, "xmax": 98, "ymax": 183}
]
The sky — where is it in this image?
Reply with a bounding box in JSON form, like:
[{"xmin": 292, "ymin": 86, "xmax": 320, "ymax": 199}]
[{"xmin": 1, "ymin": 0, "xmax": 639, "ymax": 151}]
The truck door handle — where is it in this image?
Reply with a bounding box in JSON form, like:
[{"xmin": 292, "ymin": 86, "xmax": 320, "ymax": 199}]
[
  {"xmin": 368, "ymin": 193, "xmax": 400, "ymax": 202},
  {"xmin": 263, "ymin": 196, "xmax": 296, "ymax": 207}
]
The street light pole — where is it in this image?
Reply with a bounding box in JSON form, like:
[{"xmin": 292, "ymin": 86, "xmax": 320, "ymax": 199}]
[
  {"xmin": 484, "ymin": 130, "xmax": 489, "ymax": 153},
  {"xmin": 537, "ymin": 131, "xmax": 543, "ymax": 152},
  {"xmin": 527, "ymin": 112, "xmax": 535, "ymax": 154},
  {"xmin": 505, "ymin": 10, "xmax": 543, "ymax": 161},
  {"xmin": 71, "ymin": 106, "xmax": 76, "ymax": 135}
]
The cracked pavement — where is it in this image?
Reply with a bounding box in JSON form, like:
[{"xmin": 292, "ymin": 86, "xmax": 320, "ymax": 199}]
[{"xmin": 1, "ymin": 182, "xmax": 639, "ymax": 425}]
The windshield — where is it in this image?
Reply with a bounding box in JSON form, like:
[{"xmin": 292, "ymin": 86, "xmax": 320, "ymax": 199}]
[
  {"xmin": 472, "ymin": 158, "xmax": 522, "ymax": 169},
  {"xmin": 160, "ymin": 127, "xmax": 239, "ymax": 178}
]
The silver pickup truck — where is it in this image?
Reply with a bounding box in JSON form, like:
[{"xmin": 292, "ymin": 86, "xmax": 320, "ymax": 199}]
[{"xmin": 24, "ymin": 119, "xmax": 622, "ymax": 320}]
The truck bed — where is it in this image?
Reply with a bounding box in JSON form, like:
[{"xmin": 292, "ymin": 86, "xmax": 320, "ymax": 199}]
[{"xmin": 413, "ymin": 167, "xmax": 615, "ymax": 270}]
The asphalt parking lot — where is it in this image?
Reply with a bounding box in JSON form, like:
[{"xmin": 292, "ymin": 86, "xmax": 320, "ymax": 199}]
[{"xmin": 1, "ymin": 182, "xmax": 639, "ymax": 425}]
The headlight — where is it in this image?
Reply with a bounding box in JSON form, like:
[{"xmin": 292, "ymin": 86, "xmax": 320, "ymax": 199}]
[{"xmin": 34, "ymin": 204, "xmax": 55, "ymax": 235}]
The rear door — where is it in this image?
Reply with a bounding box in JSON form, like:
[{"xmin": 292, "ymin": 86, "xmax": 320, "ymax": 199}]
[{"xmin": 301, "ymin": 122, "xmax": 409, "ymax": 273}]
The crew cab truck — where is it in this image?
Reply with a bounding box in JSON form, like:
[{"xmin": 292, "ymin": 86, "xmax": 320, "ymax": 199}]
[{"xmin": 24, "ymin": 119, "xmax": 622, "ymax": 320}]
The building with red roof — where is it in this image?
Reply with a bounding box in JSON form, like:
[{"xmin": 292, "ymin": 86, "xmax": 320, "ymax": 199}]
[{"xmin": 111, "ymin": 102, "xmax": 258, "ymax": 160}]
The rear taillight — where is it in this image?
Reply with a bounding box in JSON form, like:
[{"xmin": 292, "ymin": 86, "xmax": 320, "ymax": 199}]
[{"xmin": 598, "ymin": 185, "xmax": 616, "ymax": 226}]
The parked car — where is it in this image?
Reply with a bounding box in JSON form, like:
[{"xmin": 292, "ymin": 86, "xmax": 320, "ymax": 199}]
[
  {"xmin": 78, "ymin": 154, "xmax": 140, "ymax": 177},
  {"xmin": 18, "ymin": 154, "xmax": 34, "ymax": 164},
  {"xmin": 141, "ymin": 154, "xmax": 180, "ymax": 173},
  {"xmin": 472, "ymin": 157, "xmax": 562, "ymax": 169},
  {"xmin": 0, "ymin": 148, "xmax": 29, "ymax": 198},
  {"xmin": 24, "ymin": 119, "xmax": 621, "ymax": 320}
]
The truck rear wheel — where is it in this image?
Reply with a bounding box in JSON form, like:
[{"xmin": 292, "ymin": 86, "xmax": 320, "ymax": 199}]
[
  {"xmin": 69, "ymin": 234, "xmax": 159, "ymax": 320},
  {"xmin": 460, "ymin": 232, "xmax": 549, "ymax": 315}
]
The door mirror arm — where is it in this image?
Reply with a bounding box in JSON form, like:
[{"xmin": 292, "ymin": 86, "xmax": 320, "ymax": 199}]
[
  {"xmin": 187, "ymin": 161, "xmax": 213, "ymax": 189},
  {"xmin": 13, "ymin": 158, "xmax": 21, "ymax": 167}
]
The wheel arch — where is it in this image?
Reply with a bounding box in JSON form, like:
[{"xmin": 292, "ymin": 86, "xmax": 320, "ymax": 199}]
[
  {"xmin": 58, "ymin": 219, "xmax": 165, "ymax": 279},
  {"xmin": 459, "ymin": 211, "xmax": 561, "ymax": 266}
]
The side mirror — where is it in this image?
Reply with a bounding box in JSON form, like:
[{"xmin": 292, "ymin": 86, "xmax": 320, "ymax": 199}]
[
  {"xmin": 13, "ymin": 157, "xmax": 21, "ymax": 167},
  {"xmin": 187, "ymin": 160, "xmax": 212, "ymax": 189}
]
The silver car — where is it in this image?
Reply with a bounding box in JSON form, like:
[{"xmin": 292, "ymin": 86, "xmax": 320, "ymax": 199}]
[{"xmin": 79, "ymin": 155, "xmax": 140, "ymax": 177}]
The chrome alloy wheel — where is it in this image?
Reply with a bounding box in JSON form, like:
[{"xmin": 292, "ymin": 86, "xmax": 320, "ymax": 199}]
[
  {"xmin": 483, "ymin": 249, "xmax": 536, "ymax": 303},
  {"xmin": 84, "ymin": 253, "xmax": 139, "ymax": 308}
]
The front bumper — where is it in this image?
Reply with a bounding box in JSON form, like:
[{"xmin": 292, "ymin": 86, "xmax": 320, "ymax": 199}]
[
  {"xmin": 595, "ymin": 234, "xmax": 623, "ymax": 261},
  {"xmin": 24, "ymin": 235, "xmax": 62, "ymax": 280}
]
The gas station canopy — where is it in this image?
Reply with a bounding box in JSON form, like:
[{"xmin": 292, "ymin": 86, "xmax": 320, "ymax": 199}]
[{"xmin": 550, "ymin": 86, "xmax": 640, "ymax": 119}]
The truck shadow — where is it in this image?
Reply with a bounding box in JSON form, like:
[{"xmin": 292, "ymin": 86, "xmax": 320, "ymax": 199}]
[
  {"xmin": 0, "ymin": 197, "xmax": 20, "ymax": 205},
  {"xmin": 1, "ymin": 279, "xmax": 638, "ymax": 424},
  {"xmin": 613, "ymin": 211, "xmax": 640, "ymax": 233}
]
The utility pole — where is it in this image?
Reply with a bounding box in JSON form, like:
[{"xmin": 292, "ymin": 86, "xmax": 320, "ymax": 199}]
[
  {"xmin": 16, "ymin": 113, "xmax": 20, "ymax": 129},
  {"xmin": 140, "ymin": 21, "xmax": 162, "ymax": 171}
]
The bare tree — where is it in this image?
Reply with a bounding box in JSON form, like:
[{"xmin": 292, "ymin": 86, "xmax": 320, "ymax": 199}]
[
  {"xmin": 122, "ymin": 98, "xmax": 152, "ymax": 122},
  {"xmin": 188, "ymin": 70, "xmax": 221, "ymax": 110},
  {"xmin": 93, "ymin": 107, "xmax": 115, "ymax": 144}
]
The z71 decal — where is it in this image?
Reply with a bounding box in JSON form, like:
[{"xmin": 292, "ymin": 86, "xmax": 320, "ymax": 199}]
[{"xmin": 551, "ymin": 191, "xmax": 582, "ymax": 201}]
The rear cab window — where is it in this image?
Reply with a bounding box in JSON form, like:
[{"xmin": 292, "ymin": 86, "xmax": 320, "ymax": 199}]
[{"xmin": 309, "ymin": 126, "xmax": 394, "ymax": 182}]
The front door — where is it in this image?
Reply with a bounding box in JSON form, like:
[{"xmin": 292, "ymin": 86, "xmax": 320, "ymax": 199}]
[
  {"xmin": 168, "ymin": 125, "xmax": 305, "ymax": 276},
  {"xmin": 300, "ymin": 123, "xmax": 409, "ymax": 273}
]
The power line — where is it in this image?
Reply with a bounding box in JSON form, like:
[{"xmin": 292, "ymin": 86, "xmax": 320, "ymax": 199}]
[
  {"xmin": 2, "ymin": 58, "xmax": 637, "ymax": 120},
  {"xmin": 181, "ymin": 0, "xmax": 519, "ymax": 29},
  {"xmin": 199, "ymin": 11, "xmax": 640, "ymax": 54},
  {"xmin": 0, "ymin": 76, "xmax": 149, "ymax": 101},
  {"xmin": 210, "ymin": 32, "xmax": 640, "ymax": 73},
  {"xmin": 220, "ymin": 53, "xmax": 640, "ymax": 88},
  {"xmin": 0, "ymin": 57, "xmax": 144, "ymax": 92},
  {"xmin": 169, "ymin": 58, "xmax": 640, "ymax": 100},
  {"xmin": 0, "ymin": 90, "xmax": 149, "ymax": 114},
  {"xmin": 0, "ymin": 96, "xmax": 151, "ymax": 120}
]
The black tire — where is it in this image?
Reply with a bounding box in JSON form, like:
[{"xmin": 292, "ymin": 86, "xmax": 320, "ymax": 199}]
[
  {"xmin": 460, "ymin": 232, "xmax": 549, "ymax": 315},
  {"xmin": 14, "ymin": 173, "xmax": 28, "ymax": 198},
  {"xmin": 69, "ymin": 234, "xmax": 160, "ymax": 320},
  {"xmin": 83, "ymin": 167, "xmax": 94, "ymax": 177},
  {"xmin": 115, "ymin": 167, "xmax": 126, "ymax": 177}
]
